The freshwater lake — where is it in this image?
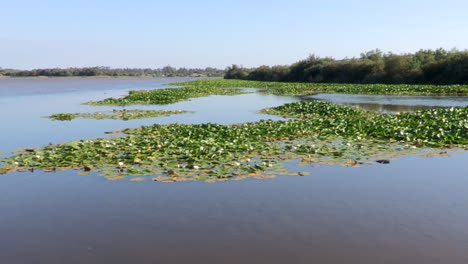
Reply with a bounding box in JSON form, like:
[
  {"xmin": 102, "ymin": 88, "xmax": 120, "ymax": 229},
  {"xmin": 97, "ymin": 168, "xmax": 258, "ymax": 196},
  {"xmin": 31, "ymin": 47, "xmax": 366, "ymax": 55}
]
[{"xmin": 1, "ymin": 77, "xmax": 467, "ymax": 264}]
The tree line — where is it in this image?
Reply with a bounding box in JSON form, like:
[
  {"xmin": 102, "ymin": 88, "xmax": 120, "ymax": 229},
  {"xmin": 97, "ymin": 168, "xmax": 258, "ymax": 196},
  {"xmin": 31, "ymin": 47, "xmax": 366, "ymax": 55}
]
[
  {"xmin": 0, "ymin": 66, "xmax": 225, "ymax": 77},
  {"xmin": 225, "ymin": 48, "xmax": 468, "ymax": 84}
]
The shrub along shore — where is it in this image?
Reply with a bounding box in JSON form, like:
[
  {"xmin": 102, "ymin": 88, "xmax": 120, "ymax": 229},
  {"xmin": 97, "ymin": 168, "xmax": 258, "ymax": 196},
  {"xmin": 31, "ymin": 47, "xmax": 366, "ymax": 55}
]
[{"xmin": 225, "ymin": 49, "xmax": 468, "ymax": 85}]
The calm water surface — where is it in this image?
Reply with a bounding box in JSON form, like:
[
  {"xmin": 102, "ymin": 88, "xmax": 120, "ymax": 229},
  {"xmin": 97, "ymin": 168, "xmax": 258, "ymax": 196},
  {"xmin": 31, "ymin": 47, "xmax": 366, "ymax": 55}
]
[
  {"xmin": 0, "ymin": 78, "xmax": 467, "ymax": 264},
  {"xmin": 306, "ymin": 93, "xmax": 468, "ymax": 113}
]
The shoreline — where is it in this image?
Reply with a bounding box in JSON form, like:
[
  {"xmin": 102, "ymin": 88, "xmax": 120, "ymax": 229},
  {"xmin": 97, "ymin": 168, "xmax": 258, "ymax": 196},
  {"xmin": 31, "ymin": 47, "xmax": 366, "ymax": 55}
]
[{"xmin": 0, "ymin": 75, "xmax": 222, "ymax": 79}]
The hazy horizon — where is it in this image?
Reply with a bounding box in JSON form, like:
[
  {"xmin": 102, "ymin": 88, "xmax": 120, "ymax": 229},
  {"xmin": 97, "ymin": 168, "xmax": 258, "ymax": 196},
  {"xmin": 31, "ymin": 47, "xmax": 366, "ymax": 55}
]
[{"xmin": 2, "ymin": 0, "xmax": 467, "ymax": 70}]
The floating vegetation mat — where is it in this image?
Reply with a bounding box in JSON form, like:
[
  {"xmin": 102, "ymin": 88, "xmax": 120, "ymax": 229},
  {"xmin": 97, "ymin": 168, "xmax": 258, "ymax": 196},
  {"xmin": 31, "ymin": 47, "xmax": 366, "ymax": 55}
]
[
  {"xmin": 47, "ymin": 109, "xmax": 191, "ymax": 121},
  {"xmin": 1, "ymin": 101, "xmax": 466, "ymax": 182},
  {"xmin": 174, "ymin": 79, "xmax": 468, "ymax": 96},
  {"xmin": 85, "ymin": 85, "xmax": 248, "ymax": 105}
]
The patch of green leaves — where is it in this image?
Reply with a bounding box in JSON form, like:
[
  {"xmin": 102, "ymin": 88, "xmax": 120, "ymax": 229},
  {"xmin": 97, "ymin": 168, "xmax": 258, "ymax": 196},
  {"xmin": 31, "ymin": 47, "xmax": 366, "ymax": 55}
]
[
  {"xmin": 48, "ymin": 109, "xmax": 191, "ymax": 121},
  {"xmin": 2, "ymin": 102, "xmax": 466, "ymax": 181},
  {"xmin": 1, "ymin": 79, "xmax": 466, "ymax": 182},
  {"xmin": 263, "ymin": 101, "xmax": 467, "ymax": 146},
  {"xmin": 175, "ymin": 79, "xmax": 468, "ymax": 96},
  {"xmin": 85, "ymin": 85, "xmax": 248, "ymax": 106}
]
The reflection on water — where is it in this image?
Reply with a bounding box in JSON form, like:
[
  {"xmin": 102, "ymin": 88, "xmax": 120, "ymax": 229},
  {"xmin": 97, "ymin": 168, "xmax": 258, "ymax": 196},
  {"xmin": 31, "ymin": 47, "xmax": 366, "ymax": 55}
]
[
  {"xmin": 305, "ymin": 93, "xmax": 468, "ymax": 113},
  {"xmin": 335, "ymin": 102, "xmax": 436, "ymax": 113},
  {"xmin": 0, "ymin": 78, "xmax": 468, "ymax": 264}
]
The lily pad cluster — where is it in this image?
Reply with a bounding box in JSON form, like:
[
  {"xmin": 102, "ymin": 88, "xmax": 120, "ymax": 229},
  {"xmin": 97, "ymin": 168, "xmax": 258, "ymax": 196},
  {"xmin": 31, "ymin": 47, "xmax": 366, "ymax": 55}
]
[
  {"xmin": 1, "ymin": 100, "xmax": 466, "ymax": 181},
  {"xmin": 48, "ymin": 109, "xmax": 191, "ymax": 121},
  {"xmin": 85, "ymin": 84, "xmax": 247, "ymax": 106},
  {"xmin": 85, "ymin": 79, "xmax": 467, "ymax": 107},
  {"xmin": 262, "ymin": 101, "xmax": 467, "ymax": 146},
  {"xmin": 175, "ymin": 79, "xmax": 468, "ymax": 96}
]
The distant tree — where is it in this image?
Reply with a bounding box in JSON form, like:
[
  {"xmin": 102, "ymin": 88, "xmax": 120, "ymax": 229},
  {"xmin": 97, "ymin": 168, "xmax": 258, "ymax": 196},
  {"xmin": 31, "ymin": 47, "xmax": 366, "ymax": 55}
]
[
  {"xmin": 225, "ymin": 64, "xmax": 248, "ymax": 79},
  {"xmin": 383, "ymin": 54, "xmax": 414, "ymax": 82},
  {"xmin": 0, "ymin": 66, "xmax": 225, "ymax": 78},
  {"xmin": 225, "ymin": 49, "xmax": 468, "ymax": 84},
  {"xmin": 360, "ymin": 49, "xmax": 383, "ymax": 61}
]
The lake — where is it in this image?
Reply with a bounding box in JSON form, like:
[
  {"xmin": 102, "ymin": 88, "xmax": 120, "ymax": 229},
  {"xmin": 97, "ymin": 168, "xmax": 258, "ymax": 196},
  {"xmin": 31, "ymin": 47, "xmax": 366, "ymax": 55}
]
[{"xmin": 1, "ymin": 77, "xmax": 467, "ymax": 264}]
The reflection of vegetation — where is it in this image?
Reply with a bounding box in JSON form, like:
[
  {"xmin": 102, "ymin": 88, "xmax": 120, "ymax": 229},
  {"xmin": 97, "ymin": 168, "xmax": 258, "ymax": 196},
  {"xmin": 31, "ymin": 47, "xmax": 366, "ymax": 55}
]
[
  {"xmin": 1, "ymin": 100, "xmax": 466, "ymax": 181},
  {"xmin": 225, "ymin": 48, "xmax": 468, "ymax": 84},
  {"xmin": 48, "ymin": 109, "xmax": 191, "ymax": 121},
  {"xmin": 176, "ymin": 79, "xmax": 468, "ymax": 96},
  {"xmin": 86, "ymin": 85, "xmax": 247, "ymax": 105}
]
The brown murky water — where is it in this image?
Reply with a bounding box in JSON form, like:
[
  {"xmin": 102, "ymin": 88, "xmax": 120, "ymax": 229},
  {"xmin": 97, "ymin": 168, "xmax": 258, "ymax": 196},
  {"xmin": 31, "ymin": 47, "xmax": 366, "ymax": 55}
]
[{"xmin": 0, "ymin": 78, "xmax": 467, "ymax": 264}]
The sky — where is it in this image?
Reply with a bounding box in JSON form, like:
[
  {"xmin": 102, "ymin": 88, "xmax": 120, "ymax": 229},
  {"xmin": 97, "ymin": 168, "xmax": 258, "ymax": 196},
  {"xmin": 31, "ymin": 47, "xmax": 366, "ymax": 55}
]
[{"xmin": 1, "ymin": 0, "xmax": 468, "ymax": 69}]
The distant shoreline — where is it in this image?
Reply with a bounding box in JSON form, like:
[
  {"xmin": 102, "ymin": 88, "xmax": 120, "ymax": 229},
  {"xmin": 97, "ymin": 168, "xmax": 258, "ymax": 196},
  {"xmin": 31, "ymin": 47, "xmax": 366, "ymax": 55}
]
[
  {"xmin": 0, "ymin": 75, "xmax": 220, "ymax": 79},
  {"xmin": 0, "ymin": 66, "xmax": 225, "ymax": 79}
]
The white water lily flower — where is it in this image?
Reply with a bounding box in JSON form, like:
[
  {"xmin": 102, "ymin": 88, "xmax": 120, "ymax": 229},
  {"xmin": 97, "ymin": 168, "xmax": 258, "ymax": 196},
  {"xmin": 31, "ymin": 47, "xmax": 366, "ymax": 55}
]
[
  {"xmin": 357, "ymin": 136, "xmax": 362, "ymax": 140},
  {"xmin": 118, "ymin": 162, "xmax": 124, "ymax": 166},
  {"xmin": 36, "ymin": 155, "xmax": 41, "ymax": 159},
  {"xmin": 268, "ymin": 164, "xmax": 273, "ymax": 167},
  {"xmin": 129, "ymin": 143, "xmax": 133, "ymax": 146},
  {"xmin": 157, "ymin": 145, "xmax": 162, "ymax": 149},
  {"xmin": 200, "ymin": 146, "xmax": 204, "ymax": 150},
  {"xmin": 13, "ymin": 162, "xmax": 19, "ymax": 166},
  {"xmin": 193, "ymin": 165, "xmax": 199, "ymax": 170},
  {"xmin": 234, "ymin": 162, "xmax": 241, "ymax": 166}
]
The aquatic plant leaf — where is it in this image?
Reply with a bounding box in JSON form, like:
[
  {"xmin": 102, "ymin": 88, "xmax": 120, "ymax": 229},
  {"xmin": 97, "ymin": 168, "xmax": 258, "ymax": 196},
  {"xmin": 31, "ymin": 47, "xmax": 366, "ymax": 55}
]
[{"xmin": 1, "ymin": 80, "xmax": 466, "ymax": 182}]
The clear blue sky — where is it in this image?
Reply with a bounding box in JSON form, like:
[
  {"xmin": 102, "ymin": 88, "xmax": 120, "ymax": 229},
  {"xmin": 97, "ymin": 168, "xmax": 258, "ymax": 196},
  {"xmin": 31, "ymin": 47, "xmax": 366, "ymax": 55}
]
[{"xmin": 1, "ymin": 0, "xmax": 467, "ymax": 69}]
